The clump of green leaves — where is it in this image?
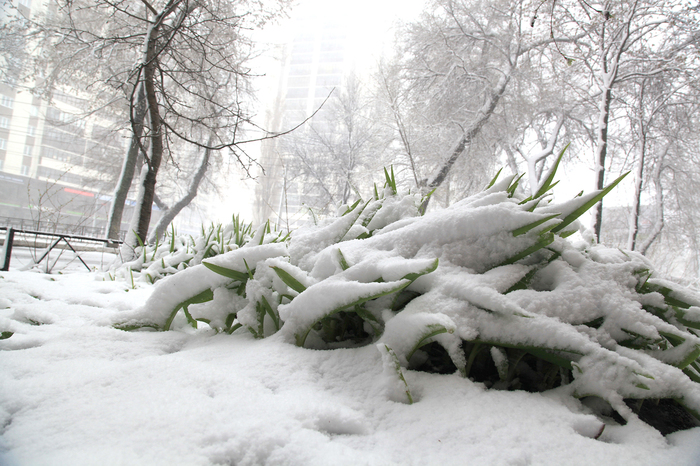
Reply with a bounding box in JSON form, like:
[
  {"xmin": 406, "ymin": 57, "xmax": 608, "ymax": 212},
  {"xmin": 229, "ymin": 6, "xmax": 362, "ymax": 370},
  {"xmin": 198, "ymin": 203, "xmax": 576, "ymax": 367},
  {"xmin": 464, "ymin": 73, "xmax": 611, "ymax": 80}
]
[
  {"xmin": 111, "ymin": 215, "xmax": 286, "ymax": 285},
  {"xmin": 115, "ymin": 160, "xmax": 700, "ymax": 436}
]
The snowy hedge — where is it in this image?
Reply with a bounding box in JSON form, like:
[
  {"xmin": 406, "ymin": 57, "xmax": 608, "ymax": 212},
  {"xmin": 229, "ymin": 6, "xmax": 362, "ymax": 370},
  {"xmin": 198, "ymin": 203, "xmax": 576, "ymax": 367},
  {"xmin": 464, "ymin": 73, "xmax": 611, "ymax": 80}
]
[{"xmin": 114, "ymin": 167, "xmax": 700, "ymax": 433}]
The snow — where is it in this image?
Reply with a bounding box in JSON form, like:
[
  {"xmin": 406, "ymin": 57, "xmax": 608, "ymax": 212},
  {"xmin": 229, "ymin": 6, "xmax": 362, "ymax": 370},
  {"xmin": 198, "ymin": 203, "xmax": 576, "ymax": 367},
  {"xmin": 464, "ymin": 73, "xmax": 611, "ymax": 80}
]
[
  {"xmin": 2, "ymin": 272, "xmax": 700, "ymax": 466},
  {"xmin": 4, "ymin": 183, "xmax": 700, "ymax": 465}
]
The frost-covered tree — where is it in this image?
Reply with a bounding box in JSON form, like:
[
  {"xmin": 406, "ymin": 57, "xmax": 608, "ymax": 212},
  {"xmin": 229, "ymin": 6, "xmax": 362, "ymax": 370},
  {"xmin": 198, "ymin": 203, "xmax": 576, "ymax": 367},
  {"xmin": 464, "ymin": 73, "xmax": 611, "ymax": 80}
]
[
  {"xmin": 279, "ymin": 74, "xmax": 392, "ymax": 218},
  {"xmin": 381, "ymin": 0, "xmax": 584, "ymax": 210},
  {"xmin": 548, "ymin": 0, "xmax": 700, "ymax": 241},
  {"xmin": 2, "ymin": 0, "xmax": 288, "ymax": 253}
]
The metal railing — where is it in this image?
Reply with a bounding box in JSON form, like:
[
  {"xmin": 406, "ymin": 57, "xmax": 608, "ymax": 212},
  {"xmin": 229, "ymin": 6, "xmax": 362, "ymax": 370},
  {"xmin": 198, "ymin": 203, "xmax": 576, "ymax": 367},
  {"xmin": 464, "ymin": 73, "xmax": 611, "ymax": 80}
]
[
  {"xmin": 0, "ymin": 216, "xmax": 127, "ymax": 240},
  {"xmin": 1, "ymin": 227, "xmax": 122, "ymax": 272}
]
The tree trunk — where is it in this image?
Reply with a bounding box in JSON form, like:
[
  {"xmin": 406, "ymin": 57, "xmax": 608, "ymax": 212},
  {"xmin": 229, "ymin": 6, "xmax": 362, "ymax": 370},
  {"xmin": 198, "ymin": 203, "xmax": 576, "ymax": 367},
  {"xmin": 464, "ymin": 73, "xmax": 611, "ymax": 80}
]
[
  {"xmin": 106, "ymin": 82, "xmax": 147, "ymax": 239},
  {"xmin": 419, "ymin": 63, "xmax": 514, "ymax": 213},
  {"xmin": 134, "ymin": 53, "xmax": 164, "ymax": 244},
  {"xmin": 148, "ymin": 143, "xmax": 211, "ymax": 243},
  {"xmin": 121, "ymin": 5, "xmax": 176, "ymax": 258},
  {"xmin": 591, "ymin": 85, "xmax": 612, "ymax": 241},
  {"xmin": 627, "ymin": 130, "xmax": 646, "ymax": 250},
  {"xmin": 639, "ymin": 149, "xmax": 667, "ymax": 255}
]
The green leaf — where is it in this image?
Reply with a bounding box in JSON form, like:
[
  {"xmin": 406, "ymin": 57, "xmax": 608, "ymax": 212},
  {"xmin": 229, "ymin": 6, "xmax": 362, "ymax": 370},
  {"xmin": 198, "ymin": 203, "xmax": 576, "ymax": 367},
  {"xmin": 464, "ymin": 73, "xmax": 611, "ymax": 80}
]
[
  {"xmin": 383, "ymin": 344, "xmax": 414, "ymax": 404},
  {"xmin": 551, "ymin": 172, "xmax": 630, "ymax": 234},
  {"xmin": 260, "ymin": 295, "xmax": 280, "ymax": 331},
  {"xmin": 682, "ymin": 366, "xmax": 700, "ymax": 383},
  {"xmin": 677, "ymin": 345, "xmax": 700, "ymax": 369},
  {"xmin": 337, "ymin": 249, "xmax": 351, "ymax": 271},
  {"xmin": 384, "ymin": 166, "xmax": 397, "ymax": 194},
  {"xmin": 534, "ymin": 143, "xmax": 569, "ymax": 198},
  {"xmin": 169, "ymin": 223, "xmax": 176, "ymax": 253},
  {"xmin": 271, "ymin": 266, "xmax": 306, "ymax": 294},
  {"xmin": 512, "ymin": 214, "xmax": 561, "ymax": 237},
  {"xmin": 243, "ymin": 259, "xmax": 255, "ymax": 279},
  {"xmin": 113, "ymin": 323, "xmax": 159, "ymax": 331},
  {"xmin": 354, "ymin": 305, "xmax": 383, "ymax": 335},
  {"xmin": 400, "ymin": 258, "xmax": 439, "ymax": 282},
  {"xmin": 507, "ymin": 173, "xmax": 526, "ymax": 197},
  {"xmin": 0, "ymin": 331, "xmax": 13, "ymax": 340},
  {"xmin": 485, "ymin": 168, "xmax": 503, "ymax": 190},
  {"xmin": 295, "ymin": 280, "xmax": 411, "ymax": 347},
  {"xmin": 472, "ymin": 339, "xmax": 581, "ymax": 370},
  {"xmin": 202, "ymin": 261, "xmax": 248, "ymax": 282},
  {"xmin": 500, "ymin": 233, "xmax": 555, "ymax": 266},
  {"xmin": 164, "ymin": 288, "xmax": 214, "ymax": 331},
  {"xmin": 406, "ymin": 324, "xmax": 452, "ymax": 362},
  {"xmin": 226, "ymin": 323, "xmax": 242, "ymax": 335},
  {"xmin": 343, "ymin": 199, "xmax": 362, "ymax": 216},
  {"xmin": 505, "ymin": 251, "xmax": 560, "ymax": 293}
]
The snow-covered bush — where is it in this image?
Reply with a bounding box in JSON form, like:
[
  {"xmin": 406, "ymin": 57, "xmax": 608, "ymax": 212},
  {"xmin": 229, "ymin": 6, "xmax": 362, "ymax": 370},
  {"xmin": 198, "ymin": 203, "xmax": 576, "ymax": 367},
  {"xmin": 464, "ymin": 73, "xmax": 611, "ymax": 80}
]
[
  {"xmin": 110, "ymin": 215, "xmax": 287, "ymax": 285},
  {"xmin": 115, "ymin": 166, "xmax": 700, "ymax": 434}
]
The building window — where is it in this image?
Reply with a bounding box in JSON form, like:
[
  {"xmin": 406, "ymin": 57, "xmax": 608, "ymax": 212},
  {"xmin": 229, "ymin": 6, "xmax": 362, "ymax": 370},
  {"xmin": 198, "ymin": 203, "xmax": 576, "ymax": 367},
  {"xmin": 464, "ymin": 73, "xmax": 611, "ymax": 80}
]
[
  {"xmin": 21, "ymin": 165, "xmax": 29, "ymax": 175},
  {"xmin": 27, "ymin": 125, "xmax": 35, "ymax": 136},
  {"xmin": 30, "ymin": 105, "xmax": 39, "ymax": 117},
  {"xmin": 24, "ymin": 145, "xmax": 33, "ymax": 156},
  {"xmin": 286, "ymin": 88, "xmax": 309, "ymax": 99},
  {"xmin": 0, "ymin": 95, "xmax": 13, "ymax": 108},
  {"xmin": 0, "ymin": 117, "xmax": 8, "ymax": 129},
  {"xmin": 0, "ymin": 138, "xmax": 6, "ymax": 150}
]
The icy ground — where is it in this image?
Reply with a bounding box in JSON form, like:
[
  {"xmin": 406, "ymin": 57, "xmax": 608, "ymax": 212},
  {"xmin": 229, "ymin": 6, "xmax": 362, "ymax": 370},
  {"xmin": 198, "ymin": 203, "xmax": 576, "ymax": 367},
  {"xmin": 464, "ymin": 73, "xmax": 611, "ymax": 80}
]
[{"xmin": 1, "ymin": 271, "xmax": 700, "ymax": 465}]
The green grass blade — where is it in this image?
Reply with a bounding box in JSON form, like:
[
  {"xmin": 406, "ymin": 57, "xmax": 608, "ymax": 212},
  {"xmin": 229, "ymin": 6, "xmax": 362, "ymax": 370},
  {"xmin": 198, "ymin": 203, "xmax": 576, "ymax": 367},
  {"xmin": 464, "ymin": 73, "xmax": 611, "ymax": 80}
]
[
  {"xmin": 202, "ymin": 261, "xmax": 248, "ymax": 282},
  {"xmin": 164, "ymin": 288, "xmax": 214, "ymax": 331},
  {"xmin": 551, "ymin": 172, "xmax": 630, "ymax": 234},
  {"xmin": 260, "ymin": 295, "xmax": 280, "ymax": 331},
  {"xmin": 405, "ymin": 324, "xmax": 452, "ymax": 362},
  {"xmin": 401, "ymin": 258, "xmax": 439, "ymax": 281},
  {"xmin": 512, "ymin": 214, "xmax": 561, "ymax": 237},
  {"xmin": 676, "ymin": 345, "xmax": 700, "ymax": 369},
  {"xmin": 534, "ymin": 143, "xmax": 569, "ymax": 198},
  {"xmin": 383, "ymin": 344, "xmax": 414, "ymax": 404},
  {"xmin": 295, "ymin": 280, "xmax": 411, "ymax": 347},
  {"xmin": 507, "ymin": 173, "xmax": 526, "ymax": 197},
  {"xmin": 384, "ymin": 166, "xmax": 397, "ymax": 194},
  {"xmin": 343, "ymin": 199, "xmax": 362, "ymax": 216},
  {"xmin": 271, "ymin": 266, "xmax": 307, "ymax": 294},
  {"xmin": 485, "ymin": 168, "xmax": 503, "ymax": 190},
  {"xmin": 355, "ymin": 305, "xmax": 383, "ymax": 335},
  {"xmin": 169, "ymin": 223, "xmax": 176, "ymax": 253},
  {"xmin": 337, "ymin": 249, "xmax": 351, "ymax": 271},
  {"xmin": 500, "ymin": 233, "xmax": 555, "ymax": 266}
]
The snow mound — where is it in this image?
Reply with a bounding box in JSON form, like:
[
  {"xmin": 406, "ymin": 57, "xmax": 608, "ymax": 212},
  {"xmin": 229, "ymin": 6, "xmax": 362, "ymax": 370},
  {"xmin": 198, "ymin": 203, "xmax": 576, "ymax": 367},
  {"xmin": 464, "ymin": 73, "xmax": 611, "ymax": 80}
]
[{"xmin": 108, "ymin": 170, "xmax": 700, "ymax": 434}]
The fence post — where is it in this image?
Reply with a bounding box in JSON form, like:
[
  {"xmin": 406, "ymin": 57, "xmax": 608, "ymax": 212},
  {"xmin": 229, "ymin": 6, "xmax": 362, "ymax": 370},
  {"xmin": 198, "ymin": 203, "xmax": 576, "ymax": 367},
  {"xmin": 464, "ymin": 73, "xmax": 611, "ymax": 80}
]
[{"xmin": 1, "ymin": 227, "xmax": 15, "ymax": 272}]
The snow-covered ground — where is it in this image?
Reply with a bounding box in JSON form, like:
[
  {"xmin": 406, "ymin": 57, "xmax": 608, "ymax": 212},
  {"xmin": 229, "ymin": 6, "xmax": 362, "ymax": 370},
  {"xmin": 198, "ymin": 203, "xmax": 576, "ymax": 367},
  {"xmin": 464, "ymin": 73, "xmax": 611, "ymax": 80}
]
[{"xmin": 2, "ymin": 270, "xmax": 700, "ymax": 466}]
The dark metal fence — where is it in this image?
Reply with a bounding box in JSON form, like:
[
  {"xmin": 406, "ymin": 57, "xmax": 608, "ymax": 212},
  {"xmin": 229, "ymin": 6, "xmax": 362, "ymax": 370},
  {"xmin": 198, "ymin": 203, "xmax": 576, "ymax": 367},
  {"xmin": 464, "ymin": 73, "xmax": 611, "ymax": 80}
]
[
  {"xmin": 1, "ymin": 227, "xmax": 122, "ymax": 272},
  {"xmin": 0, "ymin": 216, "xmax": 126, "ymax": 240}
]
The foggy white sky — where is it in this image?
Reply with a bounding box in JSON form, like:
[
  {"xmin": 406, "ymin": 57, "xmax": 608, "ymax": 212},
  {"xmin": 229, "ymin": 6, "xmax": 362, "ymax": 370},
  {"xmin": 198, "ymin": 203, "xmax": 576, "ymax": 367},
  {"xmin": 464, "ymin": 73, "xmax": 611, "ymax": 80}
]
[
  {"xmin": 219, "ymin": 0, "xmax": 625, "ymax": 230},
  {"xmin": 219, "ymin": 0, "xmax": 427, "ymax": 223}
]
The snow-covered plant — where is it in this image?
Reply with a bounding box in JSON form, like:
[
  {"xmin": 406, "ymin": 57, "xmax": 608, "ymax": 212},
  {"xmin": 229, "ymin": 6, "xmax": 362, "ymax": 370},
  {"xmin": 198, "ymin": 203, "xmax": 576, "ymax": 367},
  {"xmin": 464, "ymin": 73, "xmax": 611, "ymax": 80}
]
[
  {"xmin": 110, "ymin": 215, "xmax": 287, "ymax": 285},
  {"xmin": 115, "ymin": 162, "xmax": 700, "ymax": 433}
]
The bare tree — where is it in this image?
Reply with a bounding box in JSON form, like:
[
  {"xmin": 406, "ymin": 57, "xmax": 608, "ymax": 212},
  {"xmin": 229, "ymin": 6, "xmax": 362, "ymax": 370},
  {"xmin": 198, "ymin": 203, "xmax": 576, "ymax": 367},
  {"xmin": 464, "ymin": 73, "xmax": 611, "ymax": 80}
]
[
  {"xmin": 4, "ymin": 0, "xmax": 288, "ymax": 257},
  {"xmin": 382, "ymin": 0, "xmax": 579, "ymax": 211},
  {"xmin": 280, "ymin": 74, "xmax": 392, "ymax": 218},
  {"xmin": 551, "ymin": 0, "xmax": 700, "ymax": 240}
]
